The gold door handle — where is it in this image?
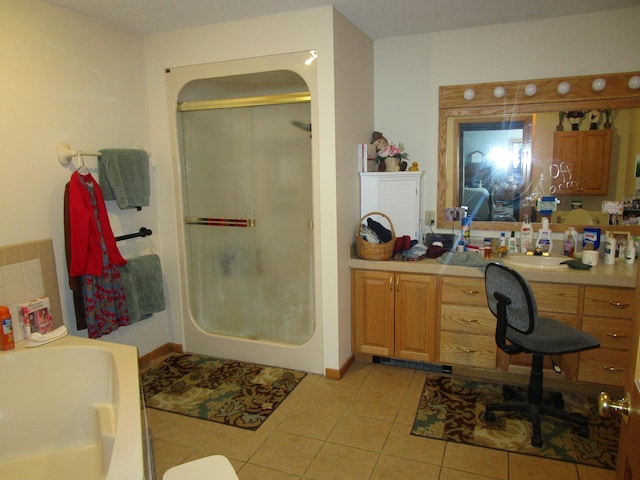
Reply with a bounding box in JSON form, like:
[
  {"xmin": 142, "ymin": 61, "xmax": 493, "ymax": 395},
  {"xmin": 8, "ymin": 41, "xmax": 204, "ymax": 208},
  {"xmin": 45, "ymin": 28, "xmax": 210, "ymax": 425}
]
[
  {"xmin": 463, "ymin": 290, "xmax": 479, "ymax": 295},
  {"xmin": 598, "ymin": 391, "xmax": 630, "ymax": 424},
  {"xmin": 605, "ymin": 332, "xmax": 627, "ymax": 338},
  {"xmin": 465, "ymin": 319, "xmax": 478, "ymax": 323},
  {"xmin": 602, "ymin": 365, "xmax": 625, "ymax": 373}
]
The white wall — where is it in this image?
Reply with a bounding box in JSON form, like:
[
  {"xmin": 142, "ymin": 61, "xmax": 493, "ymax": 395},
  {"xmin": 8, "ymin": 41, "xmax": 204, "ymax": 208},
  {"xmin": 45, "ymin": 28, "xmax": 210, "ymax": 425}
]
[
  {"xmin": 1, "ymin": 0, "xmax": 169, "ymax": 354},
  {"xmin": 374, "ymin": 7, "xmax": 640, "ymax": 222}
]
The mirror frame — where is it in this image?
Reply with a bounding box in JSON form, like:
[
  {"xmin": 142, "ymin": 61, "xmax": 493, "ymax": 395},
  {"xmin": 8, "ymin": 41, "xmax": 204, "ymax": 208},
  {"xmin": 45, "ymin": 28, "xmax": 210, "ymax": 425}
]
[{"xmin": 437, "ymin": 71, "xmax": 640, "ymax": 233}]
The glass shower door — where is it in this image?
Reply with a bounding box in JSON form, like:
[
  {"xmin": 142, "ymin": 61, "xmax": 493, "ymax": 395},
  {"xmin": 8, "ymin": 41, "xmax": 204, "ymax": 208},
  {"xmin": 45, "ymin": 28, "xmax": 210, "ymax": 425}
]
[{"xmin": 178, "ymin": 101, "xmax": 314, "ymax": 345}]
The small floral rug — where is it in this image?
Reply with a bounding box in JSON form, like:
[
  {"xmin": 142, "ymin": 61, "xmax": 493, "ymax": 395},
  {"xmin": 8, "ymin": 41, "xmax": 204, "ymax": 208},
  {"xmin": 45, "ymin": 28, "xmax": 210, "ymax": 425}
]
[
  {"xmin": 411, "ymin": 375, "xmax": 620, "ymax": 470},
  {"xmin": 141, "ymin": 353, "xmax": 306, "ymax": 430}
]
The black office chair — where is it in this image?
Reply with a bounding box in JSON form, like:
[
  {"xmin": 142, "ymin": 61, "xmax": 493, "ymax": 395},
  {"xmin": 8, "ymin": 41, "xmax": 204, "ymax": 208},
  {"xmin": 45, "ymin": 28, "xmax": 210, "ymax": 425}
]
[{"xmin": 483, "ymin": 262, "xmax": 600, "ymax": 447}]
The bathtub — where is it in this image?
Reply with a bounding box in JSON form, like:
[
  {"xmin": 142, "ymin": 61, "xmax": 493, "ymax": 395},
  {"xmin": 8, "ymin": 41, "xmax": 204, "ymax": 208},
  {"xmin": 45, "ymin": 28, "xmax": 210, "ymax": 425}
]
[{"xmin": 0, "ymin": 335, "xmax": 144, "ymax": 480}]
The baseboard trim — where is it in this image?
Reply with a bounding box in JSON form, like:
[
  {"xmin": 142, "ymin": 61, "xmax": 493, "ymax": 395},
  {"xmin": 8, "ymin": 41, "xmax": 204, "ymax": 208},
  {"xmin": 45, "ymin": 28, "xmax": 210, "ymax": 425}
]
[
  {"xmin": 325, "ymin": 354, "xmax": 354, "ymax": 380},
  {"xmin": 138, "ymin": 342, "xmax": 183, "ymax": 371}
]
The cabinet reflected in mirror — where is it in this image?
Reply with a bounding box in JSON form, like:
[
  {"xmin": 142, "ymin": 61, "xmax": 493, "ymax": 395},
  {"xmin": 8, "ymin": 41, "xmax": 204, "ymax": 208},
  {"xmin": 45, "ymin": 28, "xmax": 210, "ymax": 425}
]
[{"xmin": 438, "ymin": 71, "xmax": 640, "ymax": 232}]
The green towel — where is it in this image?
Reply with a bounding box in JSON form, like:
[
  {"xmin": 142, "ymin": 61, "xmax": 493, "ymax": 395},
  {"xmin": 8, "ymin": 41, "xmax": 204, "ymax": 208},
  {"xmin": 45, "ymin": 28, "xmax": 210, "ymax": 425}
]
[
  {"xmin": 437, "ymin": 251, "xmax": 491, "ymax": 270},
  {"xmin": 119, "ymin": 254, "xmax": 165, "ymax": 323},
  {"xmin": 98, "ymin": 148, "xmax": 150, "ymax": 209}
]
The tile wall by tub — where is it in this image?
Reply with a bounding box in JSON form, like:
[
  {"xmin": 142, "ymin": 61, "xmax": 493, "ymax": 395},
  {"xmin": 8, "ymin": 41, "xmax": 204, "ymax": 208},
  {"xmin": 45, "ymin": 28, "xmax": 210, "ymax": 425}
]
[{"xmin": 0, "ymin": 239, "xmax": 63, "ymax": 342}]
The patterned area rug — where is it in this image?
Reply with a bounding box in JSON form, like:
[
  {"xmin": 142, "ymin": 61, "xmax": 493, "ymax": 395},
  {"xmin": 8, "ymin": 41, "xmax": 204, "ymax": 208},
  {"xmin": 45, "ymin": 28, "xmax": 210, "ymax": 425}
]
[
  {"xmin": 141, "ymin": 353, "xmax": 306, "ymax": 430},
  {"xmin": 411, "ymin": 375, "xmax": 620, "ymax": 469}
]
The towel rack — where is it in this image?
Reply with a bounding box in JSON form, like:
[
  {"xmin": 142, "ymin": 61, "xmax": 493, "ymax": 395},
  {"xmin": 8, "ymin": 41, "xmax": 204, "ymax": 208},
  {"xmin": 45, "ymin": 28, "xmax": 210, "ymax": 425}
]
[
  {"xmin": 57, "ymin": 142, "xmax": 151, "ymax": 166},
  {"xmin": 116, "ymin": 227, "xmax": 152, "ymax": 242}
]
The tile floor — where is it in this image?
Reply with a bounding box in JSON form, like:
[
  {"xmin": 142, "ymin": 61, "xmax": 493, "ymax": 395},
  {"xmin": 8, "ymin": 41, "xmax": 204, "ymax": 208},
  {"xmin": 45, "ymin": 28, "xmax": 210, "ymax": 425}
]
[{"xmin": 145, "ymin": 359, "xmax": 616, "ymax": 480}]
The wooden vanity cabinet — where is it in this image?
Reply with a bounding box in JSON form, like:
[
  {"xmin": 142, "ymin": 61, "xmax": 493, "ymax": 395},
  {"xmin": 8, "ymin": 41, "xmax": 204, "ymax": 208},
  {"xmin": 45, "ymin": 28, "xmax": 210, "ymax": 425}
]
[
  {"xmin": 578, "ymin": 286, "xmax": 635, "ymax": 387},
  {"xmin": 551, "ymin": 129, "xmax": 612, "ymax": 195},
  {"xmin": 352, "ymin": 270, "xmax": 437, "ymax": 361},
  {"xmin": 439, "ymin": 276, "xmax": 497, "ymax": 368}
]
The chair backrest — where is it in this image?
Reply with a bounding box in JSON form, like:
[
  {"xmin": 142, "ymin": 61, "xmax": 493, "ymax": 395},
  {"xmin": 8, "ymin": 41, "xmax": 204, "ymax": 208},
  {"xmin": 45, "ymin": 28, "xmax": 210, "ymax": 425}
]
[{"xmin": 485, "ymin": 262, "xmax": 537, "ymax": 334}]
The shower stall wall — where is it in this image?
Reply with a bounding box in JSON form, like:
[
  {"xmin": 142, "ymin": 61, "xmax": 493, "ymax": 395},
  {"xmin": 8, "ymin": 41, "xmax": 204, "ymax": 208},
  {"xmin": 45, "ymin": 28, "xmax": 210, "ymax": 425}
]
[{"xmin": 166, "ymin": 52, "xmax": 323, "ymax": 373}]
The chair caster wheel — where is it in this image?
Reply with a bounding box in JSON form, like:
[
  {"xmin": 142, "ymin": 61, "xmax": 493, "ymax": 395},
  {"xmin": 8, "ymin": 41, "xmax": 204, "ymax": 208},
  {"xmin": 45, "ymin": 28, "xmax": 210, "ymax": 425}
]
[
  {"xmin": 552, "ymin": 392, "xmax": 564, "ymax": 409},
  {"xmin": 578, "ymin": 426, "xmax": 589, "ymax": 438},
  {"xmin": 485, "ymin": 410, "xmax": 496, "ymax": 422},
  {"xmin": 531, "ymin": 435, "xmax": 543, "ymax": 448}
]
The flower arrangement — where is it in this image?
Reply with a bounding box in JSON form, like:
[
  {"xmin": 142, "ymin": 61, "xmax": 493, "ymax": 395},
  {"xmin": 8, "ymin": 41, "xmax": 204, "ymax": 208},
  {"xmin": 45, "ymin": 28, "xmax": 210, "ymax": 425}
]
[{"xmin": 371, "ymin": 131, "xmax": 410, "ymax": 171}]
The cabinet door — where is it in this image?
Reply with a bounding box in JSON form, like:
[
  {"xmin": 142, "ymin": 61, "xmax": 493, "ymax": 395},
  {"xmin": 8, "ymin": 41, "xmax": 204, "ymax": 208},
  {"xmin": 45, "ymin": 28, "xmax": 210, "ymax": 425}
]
[
  {"xmin": 552, "ymin": 131, "xmax": 582, "ymax": 194},
  {"xmin": 580, "ymin": 130, "xmax": 611, "ymax": 195},
  {"xmin": 352, "ymin": 270, "xmax": 395, "ymax": 356},
  {"xmin": 395, "ymin": 273, "xmax": 437, "ymax": 361}
]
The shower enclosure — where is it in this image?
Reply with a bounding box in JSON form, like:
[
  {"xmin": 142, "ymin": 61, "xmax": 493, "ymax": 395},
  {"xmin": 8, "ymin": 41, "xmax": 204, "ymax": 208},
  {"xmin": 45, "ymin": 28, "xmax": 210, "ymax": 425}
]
[{"xmin": 166, "ymin": 52, "xmax": 322, "ymax": 372}]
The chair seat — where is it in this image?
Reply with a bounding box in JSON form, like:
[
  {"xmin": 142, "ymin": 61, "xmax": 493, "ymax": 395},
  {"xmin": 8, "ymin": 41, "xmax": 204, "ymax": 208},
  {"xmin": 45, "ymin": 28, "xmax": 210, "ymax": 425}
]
[{"xmin": 507, "ymin": 316, "xmax": 599, "ymax": 355}]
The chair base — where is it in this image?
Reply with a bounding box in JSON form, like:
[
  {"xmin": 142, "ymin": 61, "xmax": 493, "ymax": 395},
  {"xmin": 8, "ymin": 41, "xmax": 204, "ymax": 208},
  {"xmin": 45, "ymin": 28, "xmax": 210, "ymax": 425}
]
[{"xmin": 485, "ymin": 384, "xmax": 589, "ymax": 447}]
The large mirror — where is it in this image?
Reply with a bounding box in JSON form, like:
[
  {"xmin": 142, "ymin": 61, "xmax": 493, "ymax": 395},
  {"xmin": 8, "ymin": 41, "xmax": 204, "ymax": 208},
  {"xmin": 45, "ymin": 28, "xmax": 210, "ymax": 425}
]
[{"xmin": 437, "ymin": 71, "xmax": 640, "ymax": 233}]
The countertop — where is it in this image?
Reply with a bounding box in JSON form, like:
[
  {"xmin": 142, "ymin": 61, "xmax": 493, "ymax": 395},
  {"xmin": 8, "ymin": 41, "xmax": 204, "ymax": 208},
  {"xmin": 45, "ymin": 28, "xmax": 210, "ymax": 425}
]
[{"xmin": 349, "ymin": 255, "xmax": 638, "ymax": 288}]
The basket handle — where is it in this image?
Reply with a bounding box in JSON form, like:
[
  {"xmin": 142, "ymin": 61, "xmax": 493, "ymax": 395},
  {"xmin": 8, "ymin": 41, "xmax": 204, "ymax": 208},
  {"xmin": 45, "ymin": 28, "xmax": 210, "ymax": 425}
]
[{"xmin": 359, "ymin": 211, "xmax": 396, "ymax": 238}]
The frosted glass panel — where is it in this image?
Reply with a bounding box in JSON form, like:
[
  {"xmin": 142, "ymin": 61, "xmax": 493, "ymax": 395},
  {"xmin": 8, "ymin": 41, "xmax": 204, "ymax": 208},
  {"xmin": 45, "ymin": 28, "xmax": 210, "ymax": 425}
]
[{"xmin": 178, "ymin": 99, "xmax": 313, "ymax": 344}]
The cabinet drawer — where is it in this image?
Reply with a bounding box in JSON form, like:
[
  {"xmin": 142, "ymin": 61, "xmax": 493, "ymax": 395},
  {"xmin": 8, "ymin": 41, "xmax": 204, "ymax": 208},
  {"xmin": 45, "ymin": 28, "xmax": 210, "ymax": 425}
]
[
  {"xmin": 440, "ymin": 304, "xmax": 495, "ymax": 335},
  {"xmin": 441, "ymin": 277, "xmax": 486, "ymax": 306},
  {"xmin": 578, "ymin": 349, "xmax": 627, "ymax": 387},
  {"xmin": 439, "ymin": 331, "xmax": 496, "ymax": 368},
  {"xmin": 584, "ymin": 286, "xmax": 634, "ymax": 319},
  {"xmin": 529, "ymin": 282, "xmax": 579, "ymax": 314},
  {"xmin": 582, "ymin": 316, "xmax": 632, "ymax": 350}
]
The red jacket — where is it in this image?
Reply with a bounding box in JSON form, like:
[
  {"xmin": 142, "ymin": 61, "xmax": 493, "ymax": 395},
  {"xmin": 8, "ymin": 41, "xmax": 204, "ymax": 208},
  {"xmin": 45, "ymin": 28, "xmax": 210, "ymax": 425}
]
[{"xmin": 68, "ymin": 172, "xmax": 126, "ymax": 276}]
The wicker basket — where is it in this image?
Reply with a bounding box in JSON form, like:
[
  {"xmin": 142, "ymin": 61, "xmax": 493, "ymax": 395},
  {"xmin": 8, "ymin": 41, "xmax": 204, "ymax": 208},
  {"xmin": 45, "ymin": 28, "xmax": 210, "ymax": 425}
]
[{"xmin": 356, "ymin": 212, "xmax": 396, "ymax": 260}]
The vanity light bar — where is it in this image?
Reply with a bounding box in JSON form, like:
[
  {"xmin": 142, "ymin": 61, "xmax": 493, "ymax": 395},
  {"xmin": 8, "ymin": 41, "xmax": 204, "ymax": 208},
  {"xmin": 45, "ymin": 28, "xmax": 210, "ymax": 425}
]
[{"xmin": 443, "ymin": 71, "xmax": 640, "ymax": 109}]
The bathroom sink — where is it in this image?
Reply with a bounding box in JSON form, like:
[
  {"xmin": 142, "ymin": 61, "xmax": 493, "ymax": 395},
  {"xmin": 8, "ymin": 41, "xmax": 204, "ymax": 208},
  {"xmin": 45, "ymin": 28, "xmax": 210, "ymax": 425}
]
[{"xmin": 502, "ymin": 254, "xmax": 569, "ymax": 271}]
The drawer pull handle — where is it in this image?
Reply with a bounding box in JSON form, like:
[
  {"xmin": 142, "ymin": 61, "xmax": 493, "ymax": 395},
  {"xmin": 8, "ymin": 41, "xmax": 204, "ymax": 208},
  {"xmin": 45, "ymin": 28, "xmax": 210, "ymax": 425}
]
[
  {"xmin": 465, "ymin": 319, "xmax": 478, "ymax": 323},
  {"xmin": 463, "ymin": 290, "xmax": 479, "ymax": 295},
  {"xmin": 602, "ymin": 365, "xmax": 624, "ymax": 373},
  {"xmin": 609, "ymin": 301, "xmax": 630, "ymax": 309},
  {"xmin": 389, "ymin": 276, "xmax": 393, "ymax": 291},
  {"xmin": 463, "ymin": 348, "xmax": 476, "ymax": 353},
  {"xmin": 605, "ymin": 332, "xmax": 627, "ymax": 338}
]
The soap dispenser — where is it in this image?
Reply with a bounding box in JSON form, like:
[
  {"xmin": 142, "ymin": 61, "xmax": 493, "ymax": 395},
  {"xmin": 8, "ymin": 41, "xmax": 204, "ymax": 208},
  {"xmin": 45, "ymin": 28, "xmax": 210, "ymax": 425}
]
[
  {"xmin": 535, "ymin": 217, "xmax": 553, "ymax": 253},
  {"xmin": 520, "ymin": 215, "xmax": 533, "ymax": 253}
]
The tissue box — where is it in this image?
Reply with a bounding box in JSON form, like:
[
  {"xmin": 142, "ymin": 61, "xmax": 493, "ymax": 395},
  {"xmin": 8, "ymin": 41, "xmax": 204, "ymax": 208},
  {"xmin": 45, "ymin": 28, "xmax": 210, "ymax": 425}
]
[{"xmin": 18, "ymin": 297, "xmax": 53, "ymax": 339}]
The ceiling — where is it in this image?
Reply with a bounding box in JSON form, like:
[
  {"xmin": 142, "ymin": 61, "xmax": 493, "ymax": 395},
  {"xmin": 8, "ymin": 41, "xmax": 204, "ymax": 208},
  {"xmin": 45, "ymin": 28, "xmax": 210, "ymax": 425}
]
[{"xmin": 43, "ymin": 0, "xmax": 639, "ymax": 39}]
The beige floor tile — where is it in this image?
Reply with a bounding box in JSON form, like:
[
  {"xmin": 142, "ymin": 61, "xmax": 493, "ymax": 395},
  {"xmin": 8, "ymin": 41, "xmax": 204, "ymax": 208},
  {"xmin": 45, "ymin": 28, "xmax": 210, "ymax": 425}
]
[
  {"xmin": 442, "ymin": 442, "xmax": 508, "ymax": 480},
  {"xmin": 509, "ymin": 453, "xmax": 579, "ymax": 480},
  {"xmin": 249, "ymin": 431, "xmax": 323, "ymax": 475},
  {"xmin": 370, "ymin": 454, "xmax": 441, "ymax": 479},
  {"xmin": 197, "ymin": 424, "xmax": 270, "ymax": 462},
  {"xmin": 294, "ymin": 380, "xmax": 359, "ymax": 412},
  {"xmin": 345, "ymin": 388, "xmax": 406, "ymax": 421},
  {"xmin": 327, "ymin": 413, "xmax": 393, "ymax": 452},
  {"xmin": 361, "ymin": 364, "xmax": 415, "ymax": 394},
  {"xmin": 239, "ymin": 463, "xmax": 301, "ymax": 480},
  {"xmin": 382, "ymin": 422, "xmax": 446, "ymax": 465},
  {"xmin": 151, "ymin": 438, "xmax": 193, "ymax": 479},
  {"xmin": 395, "ymin": 389, "xmax": 422, "ymax": 425},
  {"xmin": 576, "ymin": 464, "xmax": 616, "ymax": 480},
  {"xmin": 304, "ymin": 442, "xmax": 379, "ymax": 480},
  {"xmin": 439, "ymin": 466, "xmax": 503, "ymax": 480},
  {"xmin": 324, "ymin": 360, "xmax": 372, "ymax": 390},
  {"xmin": 277, "ymin": 404, "xmax": 342, "ymax": 440},
  {"xmin": 150, "ymin": 410, "xmax": 222, "ymax": 447}
]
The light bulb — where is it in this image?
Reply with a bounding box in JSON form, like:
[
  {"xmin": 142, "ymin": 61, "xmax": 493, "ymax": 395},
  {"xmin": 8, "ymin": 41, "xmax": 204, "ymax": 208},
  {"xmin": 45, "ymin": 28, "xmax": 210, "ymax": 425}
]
[
  {"xmin": 524, "ymin": 83, "xmax": 537, "ymax": 96},
  {"xmin": 592, "ymin": 78, "xmax": 606, "ymax": 91},
  {"xmin": 557, "ymin": 81, "xmax": 570, "ymax": 95},
  {"xmin": 463, "ymin": 88, "xmax": 475, "ymax": 101},
  {"xmin": 493, "ymin": 86, "xmax": 505, "ymax": 99},
  {"xmin": 629, "ymin": 75, "xmax": 640, "ymax": 90}
]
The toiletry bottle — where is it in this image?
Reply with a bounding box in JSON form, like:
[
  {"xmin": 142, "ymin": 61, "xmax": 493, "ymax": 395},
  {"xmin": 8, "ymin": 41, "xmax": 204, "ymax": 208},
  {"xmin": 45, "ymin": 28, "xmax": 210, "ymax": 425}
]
[
  {"xmin": 520, "ymin": 216, "xmax": 533, "ymax": 253},
  {"xmin": 563, "ymin": 229, "xmax": 575, "ymax": 257},
  {"xmin": 604, "ymin": 233, "xmax": 616, "ymax": 265},
  {"xmin": 508, "ymin": 231, "xmax": 518, "ymax": 253},
  {"xmin": 0, "ymin": 306, "xmax": 15, "ymax": 351},
  {"xmin": 569, "ymin": 227, "xmax": 579, "ymax": 254},
  {"xmin": 626, "ymin": 241, "xmax": 635, "ymax": 264},
  {"xmin": 499, "ymin": 231, "xmax": 506, "ymax": 248},
  {"xmin": 461, "ymin": 217, "xmax": 471, "ymax": 247},
  {"xmin": 535, "ymin": 217, "xmax": 553, "ymax": 253}
]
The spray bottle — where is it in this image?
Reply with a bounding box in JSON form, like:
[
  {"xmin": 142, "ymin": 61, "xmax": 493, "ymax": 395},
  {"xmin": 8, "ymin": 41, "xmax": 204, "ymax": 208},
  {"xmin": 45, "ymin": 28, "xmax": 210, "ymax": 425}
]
[
  {"xmin": 0, "ymin": 306, "xmax": 15, "ymax": 351},
  {"xmin": 520, "ymin": 215, "xmax": 533, "ymax": 253}
]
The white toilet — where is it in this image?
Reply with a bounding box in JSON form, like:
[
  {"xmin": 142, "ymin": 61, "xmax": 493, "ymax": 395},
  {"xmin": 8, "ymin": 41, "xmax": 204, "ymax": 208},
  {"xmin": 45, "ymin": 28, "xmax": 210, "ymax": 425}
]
[{"xmin": 163, "ymin": 455, "xmax": 239, "ymax": 480}]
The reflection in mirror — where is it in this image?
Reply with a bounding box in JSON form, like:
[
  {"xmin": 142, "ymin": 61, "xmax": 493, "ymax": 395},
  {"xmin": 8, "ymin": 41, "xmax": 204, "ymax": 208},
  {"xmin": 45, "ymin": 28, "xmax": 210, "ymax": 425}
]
[{"xmin": 438, "ymin": 71, "xmax": 640, "ymax": 233}]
